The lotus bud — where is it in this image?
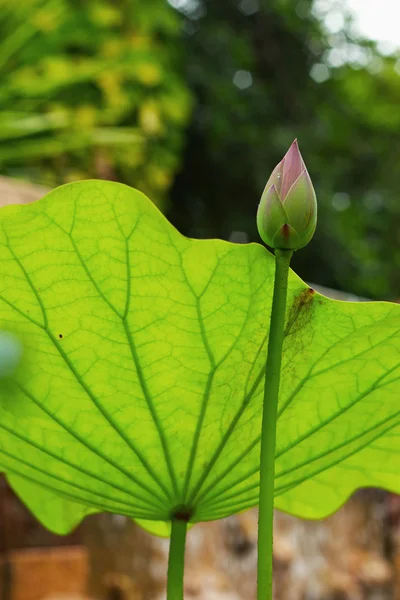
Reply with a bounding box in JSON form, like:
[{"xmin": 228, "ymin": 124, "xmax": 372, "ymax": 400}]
[{"xmin": 257, "ymin": 140, "xmax": 317, "ymax": 250}]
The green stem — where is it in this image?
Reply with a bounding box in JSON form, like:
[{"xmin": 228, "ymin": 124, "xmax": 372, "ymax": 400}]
[
  {"xmin": 167, "ymin": 518, "xmax": 188, "ymax": 600},
  {"xmin": 257, "ymin": 248, "xmax": 293, "ymax": 600}
]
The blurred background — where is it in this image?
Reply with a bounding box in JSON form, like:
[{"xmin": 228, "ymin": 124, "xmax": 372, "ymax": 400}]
[
  {"xmin": 1, "ymin": 0, "xmax": 400, "ymax": 300},
  {"xmin": 0, "ymin": 0, "xmax": 400, "ymax": 598}
]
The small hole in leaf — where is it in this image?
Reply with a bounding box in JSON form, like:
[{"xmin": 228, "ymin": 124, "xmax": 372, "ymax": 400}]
[{"xmin": 58, "ymin": 334, "xmax": 63, "ymax": 339}]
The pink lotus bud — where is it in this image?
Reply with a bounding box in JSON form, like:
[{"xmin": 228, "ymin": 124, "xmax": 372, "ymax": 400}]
[{"xmin": 257, "ymin": 140, "xmax": 317, "ymax": 250}]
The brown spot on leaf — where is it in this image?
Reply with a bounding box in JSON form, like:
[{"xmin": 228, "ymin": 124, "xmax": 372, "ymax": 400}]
[{"xmin": 284, "ymin": 288, "xmax": 316, "ymax": 338}]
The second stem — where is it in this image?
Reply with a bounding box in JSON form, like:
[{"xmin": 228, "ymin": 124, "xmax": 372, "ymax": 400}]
[{"xmin": 257, "ymin": 248, "xmax": 293, "ymax": 600}]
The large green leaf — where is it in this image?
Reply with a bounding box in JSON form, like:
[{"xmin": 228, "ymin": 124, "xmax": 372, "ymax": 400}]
[{"xmin": 0, "ymin": 181, "xmax": 399, "ymax": 534}]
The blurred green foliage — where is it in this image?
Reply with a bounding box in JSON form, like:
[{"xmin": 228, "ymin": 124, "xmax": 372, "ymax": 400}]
[
  {"xmin": 0, "ymin": 0, "xmax": 192, "ymax": 205},
  {"xmin": 168, "ymin": 0, "xmax": 400, "ymax": 301}
]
